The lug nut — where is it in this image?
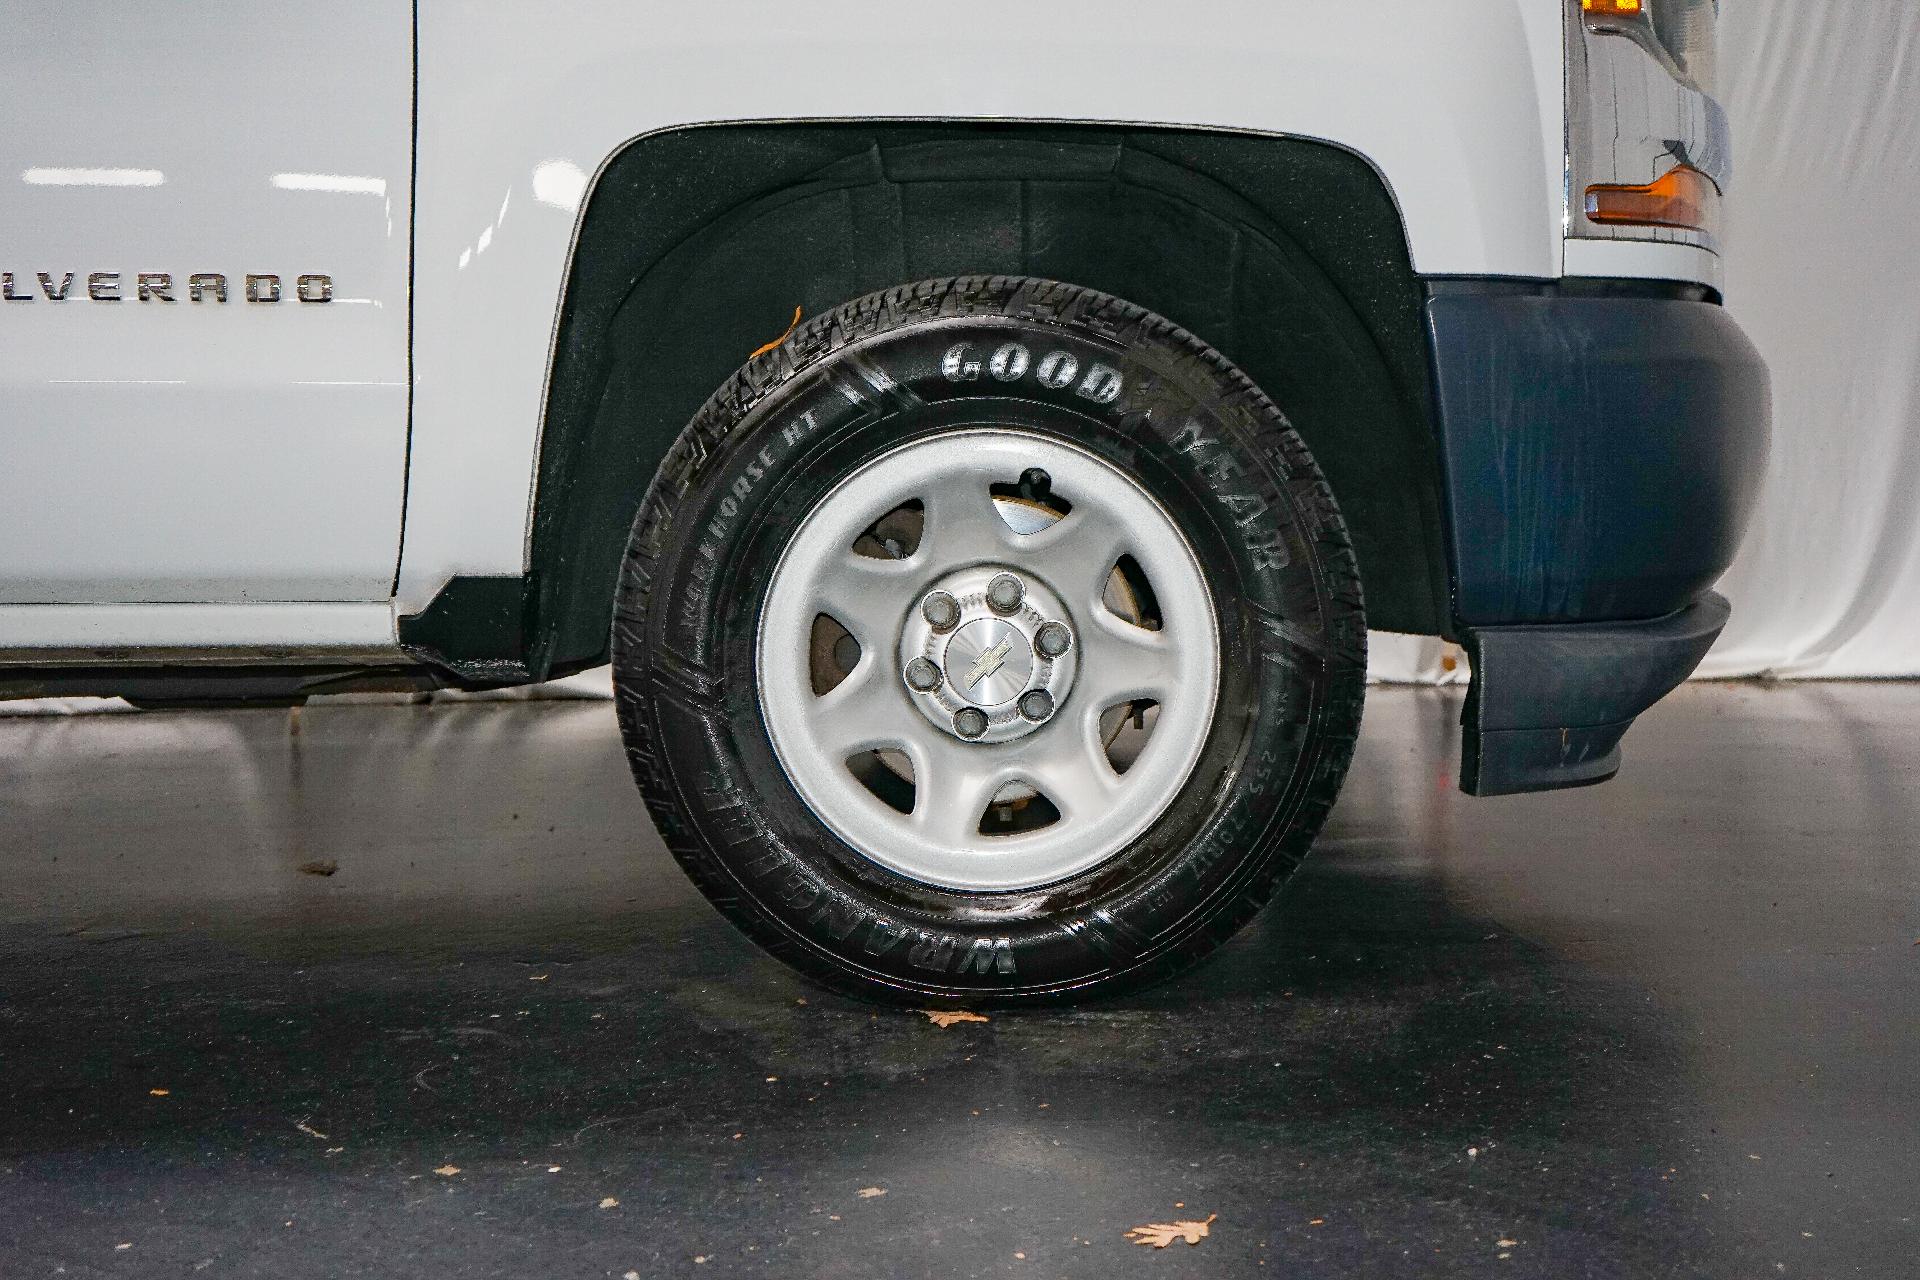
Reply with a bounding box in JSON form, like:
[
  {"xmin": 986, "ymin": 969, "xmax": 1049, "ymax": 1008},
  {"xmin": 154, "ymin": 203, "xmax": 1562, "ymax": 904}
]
[
  {"xmin": 904, "ymin": 657, "xmax": 942, "ymax": 692},
  {"xmin": 986, "ymin": 573, "xmax": 1025, "ymax": 614},
  {"xmin": 1017, "ymin": 689, "xmax": 1055, "ymax": 722},
  {"xmin": 922, "ymin": 591, "xmax": 960, "ymax": 632},
  {"xmin": 953, "ymin": 707, "xmax": 989, "ymax": 739},
  {"xmin": 1034, "ymin": 621, "xmax": 1072, "ymax": 658}
]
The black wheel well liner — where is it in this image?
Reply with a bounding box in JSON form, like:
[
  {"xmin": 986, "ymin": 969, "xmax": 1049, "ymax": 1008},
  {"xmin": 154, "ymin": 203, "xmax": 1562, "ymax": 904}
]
[{"xmin": 417, "ymin": 122, "xmax": 1451, "ymax": 680}]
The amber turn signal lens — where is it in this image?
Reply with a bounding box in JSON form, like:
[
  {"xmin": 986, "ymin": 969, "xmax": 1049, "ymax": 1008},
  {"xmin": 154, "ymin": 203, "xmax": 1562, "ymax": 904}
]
[
  {"xmin": 1581, "ymin": 0, "xmax": 1644, "ymax": 13},
  {"xmin": 1584, "ymin": 164, "xmax": 1719, "ymax": 233}
]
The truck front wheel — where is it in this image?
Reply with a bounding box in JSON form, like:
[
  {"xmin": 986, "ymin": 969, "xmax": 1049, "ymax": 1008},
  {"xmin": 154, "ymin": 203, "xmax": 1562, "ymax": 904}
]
[{"xmin": 612, "ymin": 276, "xmax": 1365, "ymax": 1004}]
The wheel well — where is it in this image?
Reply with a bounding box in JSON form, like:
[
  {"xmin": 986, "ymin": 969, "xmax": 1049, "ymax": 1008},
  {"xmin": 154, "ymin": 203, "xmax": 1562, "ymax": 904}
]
[{"xmin": 519, "ymin": 122, "xmax": 1449, "ymax": 677}]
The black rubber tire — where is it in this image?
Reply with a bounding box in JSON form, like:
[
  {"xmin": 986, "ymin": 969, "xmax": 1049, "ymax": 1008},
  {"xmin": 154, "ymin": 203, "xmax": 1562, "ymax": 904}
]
[{"xmin": 612, "ymin": 276, "xmax": 1366, "ymax": 1006}]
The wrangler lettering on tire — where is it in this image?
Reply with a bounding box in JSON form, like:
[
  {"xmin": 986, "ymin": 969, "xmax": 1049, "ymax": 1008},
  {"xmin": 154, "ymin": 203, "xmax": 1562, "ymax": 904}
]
[{"xmin": 613, "ymin": 276, "xmax": 1366, "ymax": 1005}]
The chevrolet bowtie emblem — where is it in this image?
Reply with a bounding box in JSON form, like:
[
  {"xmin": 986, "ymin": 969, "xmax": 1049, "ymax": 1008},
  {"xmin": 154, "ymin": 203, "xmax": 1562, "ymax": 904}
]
[{"xmin": 966, "ymin": 637, "xmax": 1015, "ymax": 689}]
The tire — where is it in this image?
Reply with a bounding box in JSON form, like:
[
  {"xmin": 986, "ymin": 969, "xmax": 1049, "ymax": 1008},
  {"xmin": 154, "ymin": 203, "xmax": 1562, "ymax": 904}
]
[{"xmin": 613, "ymin": 276, "xmax": 1365, "ymax": 1005}]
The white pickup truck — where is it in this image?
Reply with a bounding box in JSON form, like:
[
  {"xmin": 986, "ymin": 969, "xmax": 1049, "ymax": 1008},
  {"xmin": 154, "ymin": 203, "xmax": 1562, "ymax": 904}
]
[{"xmin": 0, "ymin": 2, "xmax": 1767, "ymax": 1003}]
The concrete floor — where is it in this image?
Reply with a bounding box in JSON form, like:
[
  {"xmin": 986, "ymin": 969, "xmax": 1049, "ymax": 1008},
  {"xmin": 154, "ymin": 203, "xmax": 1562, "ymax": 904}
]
[{"xmin": 0, "ymin": 684, "xmax": 1914, "ymax": 1278}]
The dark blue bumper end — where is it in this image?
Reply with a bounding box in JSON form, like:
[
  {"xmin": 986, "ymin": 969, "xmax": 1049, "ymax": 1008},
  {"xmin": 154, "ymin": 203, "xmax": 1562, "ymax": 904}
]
[
  {"xmin": 1425, "ymin": 283, "xmax": 1768, "ymax": 794},
  {"xmin": 1460, "ymin": 592, "xmax": 1729, "ymax": 796}
]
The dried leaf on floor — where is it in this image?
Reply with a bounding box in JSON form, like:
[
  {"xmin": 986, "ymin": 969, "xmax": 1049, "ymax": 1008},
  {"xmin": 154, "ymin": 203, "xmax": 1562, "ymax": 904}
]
[
  {"xmin": 857, "ymin": 1187, "xmax": 886, "ymax": 1199},
  {"xmin": 297, "ymin": 860, "xmax": 338, "ymax": 877},
  {"xmin": 148, "ymin": 1088, "xmax": 169, "ymax": 1097},
  {"xmin": 599, "ymin": 1196, "xmax": 620, "ymax": 1209},
  {"xmin": 1125, "ymin": 1213, "xmax": 1216, "ymax": 1248},
  {"xmin": 433, "ymin": 1165, "xmax": 460, "ymax": 1176},
  {"xmin": 294, "ymin": 1119, "xmax": 329, "ymax": 1140},
  {"xmin": 922, "ymin": 1010, "xmax": 989, "ymax": 1028}
]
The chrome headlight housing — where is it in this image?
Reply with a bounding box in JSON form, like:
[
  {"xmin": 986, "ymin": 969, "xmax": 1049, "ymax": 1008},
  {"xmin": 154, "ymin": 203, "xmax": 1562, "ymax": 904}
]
[
  {"xmin": 1581, "ymin": 0, "xmax": 1719, "ymax": 95},
  {"xmin": 1568, "ymin": 0, "xmax": 1729, "ymax": 247}
]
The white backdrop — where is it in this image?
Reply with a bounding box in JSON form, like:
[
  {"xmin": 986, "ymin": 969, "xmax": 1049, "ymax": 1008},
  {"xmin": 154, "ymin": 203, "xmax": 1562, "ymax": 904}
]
[
  {"xmin": 1375, "ymin": 0, "xmax": 1920, "ymax": 682},
  {"xmin": 1696, "ymin": 0, "xmax": 1920, "ymax": 677}
]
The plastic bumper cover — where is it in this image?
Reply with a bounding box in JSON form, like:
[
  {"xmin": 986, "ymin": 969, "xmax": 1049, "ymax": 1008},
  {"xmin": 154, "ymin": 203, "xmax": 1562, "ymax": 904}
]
[
  {"xmin": 1425, "ymin": 285, "xmax": 1769, "ymax": 796},
  {"xmin": 1460, "ymin": 591, "xmax": 1728, "ymax": 795}
]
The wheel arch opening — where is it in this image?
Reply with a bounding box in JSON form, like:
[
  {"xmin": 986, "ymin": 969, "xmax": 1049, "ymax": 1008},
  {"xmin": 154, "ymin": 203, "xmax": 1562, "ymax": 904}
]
[{"xmin": 488, "ymin": 122, "xmax": 1450, "ymax": 681}]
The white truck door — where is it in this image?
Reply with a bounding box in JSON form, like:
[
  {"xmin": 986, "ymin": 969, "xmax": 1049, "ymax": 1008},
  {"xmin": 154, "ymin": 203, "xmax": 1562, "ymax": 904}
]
[{"xmin": 0, "ymin": 3, "xmax": 412, "ymax": 604}]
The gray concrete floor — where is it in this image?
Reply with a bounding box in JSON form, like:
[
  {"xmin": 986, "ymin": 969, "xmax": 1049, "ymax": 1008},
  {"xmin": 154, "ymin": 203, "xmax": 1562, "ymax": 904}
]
[{"xmin": 1, "ymin": 684, "xmax": 1915, "ymax": 1278}]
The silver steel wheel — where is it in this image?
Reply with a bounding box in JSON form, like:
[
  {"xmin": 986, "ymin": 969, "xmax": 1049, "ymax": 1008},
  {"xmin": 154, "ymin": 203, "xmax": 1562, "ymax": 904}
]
[{"xmin": 756, "ymin": 429, "xmax": 1220, "ymax": 891}]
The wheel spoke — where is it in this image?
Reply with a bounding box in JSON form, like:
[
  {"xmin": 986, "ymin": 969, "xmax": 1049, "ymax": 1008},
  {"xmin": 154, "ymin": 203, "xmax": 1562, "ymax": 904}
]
[
  {"xmin": 906, "ymin": 737, "xmax": 1011, "ymax": 845},
  {"xmin": 812, "ymin": 553, "xmax": 918, "ymax": 646},
  {"xmin": 1025, "ymin": 706, "xmax": 1123, "ymax": 820},
  {"xmin": 1074, "ymin": 612, "xmax": 1176, "ymax": 709},
  {"xmin": 1022, "ymin": 504, "xmax": 1131, "ymax": 612},
  {"xmin": 809, "ymin": 658, "xmax": 912, "ymax": 757},
  {"xmin": 920, "ymin": 484, "xmax": 1018, "ymax": 570}
]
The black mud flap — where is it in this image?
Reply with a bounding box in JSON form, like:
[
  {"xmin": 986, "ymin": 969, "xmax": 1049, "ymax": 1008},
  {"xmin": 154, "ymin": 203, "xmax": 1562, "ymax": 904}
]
[{"xmin": 1460, "ymin": 592, "xmax": 1729, "ymax": 796}]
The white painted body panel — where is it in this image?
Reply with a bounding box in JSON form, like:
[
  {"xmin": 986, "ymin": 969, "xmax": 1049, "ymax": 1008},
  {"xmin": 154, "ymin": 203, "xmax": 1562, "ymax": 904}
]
[
  {"xmin": 0, "ymin": 2, "xmax": 411, "ymax": 610},
  {"xmin": 396, "ymin": 0, "xmax": 1572, "ymax": 609},
  {"xmin": 0, "ymin": 603, "xmax": 398, "ymax": 656}
]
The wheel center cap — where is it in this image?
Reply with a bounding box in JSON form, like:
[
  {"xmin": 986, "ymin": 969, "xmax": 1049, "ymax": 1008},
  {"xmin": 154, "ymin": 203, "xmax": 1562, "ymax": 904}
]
[
  {"xmin": 897, "ymin": 563, "xmax": 1077, "ymax": 745},
  {"xmin": 943, "ymin": 619, "xmax": 1033, "ymax": 708}
]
